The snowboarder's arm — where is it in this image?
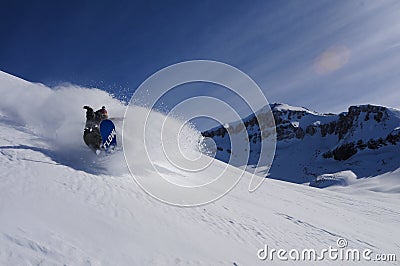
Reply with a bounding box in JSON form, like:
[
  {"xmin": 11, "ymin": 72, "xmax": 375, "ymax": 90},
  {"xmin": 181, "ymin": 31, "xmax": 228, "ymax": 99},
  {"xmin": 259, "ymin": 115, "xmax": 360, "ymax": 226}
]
[{"xmin": 83, "ymin": 106, "xmax": 95, "ymax": 120}]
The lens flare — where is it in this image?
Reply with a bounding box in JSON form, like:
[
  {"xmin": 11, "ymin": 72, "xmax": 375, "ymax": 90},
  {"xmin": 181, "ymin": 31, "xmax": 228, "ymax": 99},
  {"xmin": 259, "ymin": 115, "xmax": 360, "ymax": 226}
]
[{"xmin": 313, "ymin": 45, "xmax": 350, "ymax": 74}]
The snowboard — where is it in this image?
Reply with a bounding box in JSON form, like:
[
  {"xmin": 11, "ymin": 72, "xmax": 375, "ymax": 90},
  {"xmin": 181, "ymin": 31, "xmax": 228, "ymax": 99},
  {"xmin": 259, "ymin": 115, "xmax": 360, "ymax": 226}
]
[{"xmin": 100, "ymin": 119, "xmax": 117, "ymax": 152}]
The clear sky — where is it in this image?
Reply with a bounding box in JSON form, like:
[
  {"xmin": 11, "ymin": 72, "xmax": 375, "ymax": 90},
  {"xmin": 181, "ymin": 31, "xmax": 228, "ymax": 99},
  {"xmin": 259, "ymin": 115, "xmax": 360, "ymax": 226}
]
[{"xmin": 1, "ymin": 0, "xmax": 400, "ymax": 119}]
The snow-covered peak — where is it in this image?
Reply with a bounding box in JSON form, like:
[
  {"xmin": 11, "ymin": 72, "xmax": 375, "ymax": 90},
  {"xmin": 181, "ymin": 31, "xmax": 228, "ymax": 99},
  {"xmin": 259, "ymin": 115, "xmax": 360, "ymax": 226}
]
[
  {"xmin": 269, "ymin": 102, "xmax": 317, "ymax": 114},
  {"xmin": 203, "ymin": 102, "xmax": 400, "ymax": 185}
]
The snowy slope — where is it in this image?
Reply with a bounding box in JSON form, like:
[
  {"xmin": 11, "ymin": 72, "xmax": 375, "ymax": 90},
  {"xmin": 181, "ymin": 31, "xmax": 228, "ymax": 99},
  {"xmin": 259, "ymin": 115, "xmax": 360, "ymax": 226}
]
[{"xmin": 0, "ymin": 71, "xmax": 399, "ymax": 265}]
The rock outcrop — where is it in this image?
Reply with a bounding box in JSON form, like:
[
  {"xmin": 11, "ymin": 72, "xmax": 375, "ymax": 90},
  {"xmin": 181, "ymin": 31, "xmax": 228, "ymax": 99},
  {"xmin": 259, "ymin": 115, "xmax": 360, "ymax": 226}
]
[{"xmin": 202, "ymin": 103, "xmax": 400, "ymax": 162}]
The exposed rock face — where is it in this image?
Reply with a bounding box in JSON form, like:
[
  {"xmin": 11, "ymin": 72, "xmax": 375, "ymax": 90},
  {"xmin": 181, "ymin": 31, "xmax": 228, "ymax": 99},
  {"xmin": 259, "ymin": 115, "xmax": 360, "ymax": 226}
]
[
  {"xmin": 273, "ymin": 104, "xmax": 389, "ymax": 142},
  {"xmin": 202, "ymin": 104, "xmax": 400, "ymax": 162},
  {"xmin": 201, "ymin": 103, "xmax": 400, "ymax": 185}
]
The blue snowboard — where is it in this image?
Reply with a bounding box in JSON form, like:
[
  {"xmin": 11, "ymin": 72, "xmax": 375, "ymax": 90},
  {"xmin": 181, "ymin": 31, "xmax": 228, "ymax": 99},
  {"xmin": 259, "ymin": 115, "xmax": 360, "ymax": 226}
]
[{"xmin": 100, "ymin": 119, "xmax": 117, "ymax": 151}]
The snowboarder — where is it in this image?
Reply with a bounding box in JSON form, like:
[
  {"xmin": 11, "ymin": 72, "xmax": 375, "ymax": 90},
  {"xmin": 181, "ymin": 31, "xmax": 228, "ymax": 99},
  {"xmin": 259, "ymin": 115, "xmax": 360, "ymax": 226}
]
[{"xmin": 83, "ymin": 106, "xmax": 108, "ymax": 152}]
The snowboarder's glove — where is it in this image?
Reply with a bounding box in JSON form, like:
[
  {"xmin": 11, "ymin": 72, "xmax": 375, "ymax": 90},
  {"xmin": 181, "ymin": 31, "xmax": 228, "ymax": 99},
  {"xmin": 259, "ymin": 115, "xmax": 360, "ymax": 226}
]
[{"xmin": 83, "ymin": 106, "xmax": 91, "ymax": 110}]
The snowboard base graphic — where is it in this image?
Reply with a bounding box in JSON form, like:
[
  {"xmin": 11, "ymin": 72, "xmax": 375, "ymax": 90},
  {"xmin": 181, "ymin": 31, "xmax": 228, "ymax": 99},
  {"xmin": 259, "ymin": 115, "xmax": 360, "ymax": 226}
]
[{"xmin": 100, "ymin": 119, "xmax": 117, "ymax": 151}]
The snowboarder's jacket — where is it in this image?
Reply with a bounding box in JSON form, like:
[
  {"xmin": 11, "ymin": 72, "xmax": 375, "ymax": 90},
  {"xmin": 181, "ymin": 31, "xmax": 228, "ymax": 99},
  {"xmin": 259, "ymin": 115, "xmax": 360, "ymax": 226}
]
[{"xmin": 83, "ymin": 106, "xmax": 108, "ymax": 151}]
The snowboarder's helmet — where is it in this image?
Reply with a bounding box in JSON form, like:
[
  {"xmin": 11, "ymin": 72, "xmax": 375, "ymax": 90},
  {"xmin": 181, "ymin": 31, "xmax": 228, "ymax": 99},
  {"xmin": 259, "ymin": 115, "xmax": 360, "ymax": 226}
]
[
  {"xmin": 100, "ymin": 106, "xmax": 107, "ymax": 114},
  {"xmin": 100, "ymin": 106, "xmax": 108, "ymax": 118}
]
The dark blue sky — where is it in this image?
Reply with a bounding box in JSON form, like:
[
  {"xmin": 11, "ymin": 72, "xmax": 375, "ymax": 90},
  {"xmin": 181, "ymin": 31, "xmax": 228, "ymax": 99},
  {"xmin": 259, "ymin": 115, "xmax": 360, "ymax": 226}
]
[
  {"xmin": 1, "ymin": 0, "xmax": 400, "ymax": 114},
  {"xmin": 1, "ymin": 1, "xmax": 262, "ymax": 93}
]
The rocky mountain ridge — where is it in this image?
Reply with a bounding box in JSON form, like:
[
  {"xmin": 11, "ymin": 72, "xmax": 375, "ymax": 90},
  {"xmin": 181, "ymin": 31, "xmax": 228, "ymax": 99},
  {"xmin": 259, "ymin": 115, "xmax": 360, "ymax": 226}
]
[{"xmin": 202, "ymin": 103, "xmax": 400, "ymax": 185}]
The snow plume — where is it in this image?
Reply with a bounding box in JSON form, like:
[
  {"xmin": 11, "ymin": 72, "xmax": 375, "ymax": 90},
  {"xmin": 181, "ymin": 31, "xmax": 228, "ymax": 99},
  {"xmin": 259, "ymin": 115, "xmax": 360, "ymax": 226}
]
[
  {"xmin": 0, "ymin": 71, "xmax": 126, "ymax": 173},
  {"xmin": 0, "ymin": 71, "xmax": 207, "ymax": 176}
]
